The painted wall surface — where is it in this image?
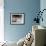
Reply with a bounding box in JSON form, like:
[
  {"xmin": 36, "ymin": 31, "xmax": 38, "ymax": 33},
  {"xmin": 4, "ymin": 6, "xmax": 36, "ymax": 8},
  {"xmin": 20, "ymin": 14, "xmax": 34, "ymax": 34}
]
[
  {"xmin": 40, "ymin": 0, "xmax": 46, "ymax": 45},
  {"xmin": 40, "ymin": 0, "xmax": 46, "ymax": 27},
  {"xmin": 0, "ymin": 0, "xmax": 4, "ymax": 42},
  {"xmin": 4, "ymin": 0, "xmax": 40, "ymax": 42}
]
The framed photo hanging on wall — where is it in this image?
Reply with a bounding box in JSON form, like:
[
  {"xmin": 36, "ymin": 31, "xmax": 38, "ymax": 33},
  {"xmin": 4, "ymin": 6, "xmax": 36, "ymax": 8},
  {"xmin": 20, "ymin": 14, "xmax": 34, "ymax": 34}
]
[{"xmin": 10, "ymin": 13, "xmax": 25, "ymax": 25}]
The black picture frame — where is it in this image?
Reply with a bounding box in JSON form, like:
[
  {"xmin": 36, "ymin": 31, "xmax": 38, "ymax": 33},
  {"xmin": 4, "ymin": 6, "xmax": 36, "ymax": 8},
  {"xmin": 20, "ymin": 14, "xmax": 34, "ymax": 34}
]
[{"xmin": 10, "ymin": 13, "xmax": 25, "ymax": 25}]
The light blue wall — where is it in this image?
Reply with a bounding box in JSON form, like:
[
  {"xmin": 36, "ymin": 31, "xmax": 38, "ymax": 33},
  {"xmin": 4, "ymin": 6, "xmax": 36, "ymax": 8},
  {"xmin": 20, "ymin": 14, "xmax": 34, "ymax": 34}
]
[
  {"xmin": 40, "ymin": 0, "xmax": 46, "ymax": 44},
  {"xmin": 40, "ymin": 0, "xmax": 46, "ymax": 27},
  {"xmin": 4, "ymin": 0, "xmax": 40, "ymax": 42}
]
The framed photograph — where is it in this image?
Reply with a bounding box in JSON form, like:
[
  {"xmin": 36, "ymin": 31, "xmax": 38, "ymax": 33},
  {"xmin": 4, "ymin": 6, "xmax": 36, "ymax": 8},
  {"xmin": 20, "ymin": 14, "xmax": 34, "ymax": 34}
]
[{"xmin": 10, "ymin": 13, "xmax": 25, "ymax": 25}]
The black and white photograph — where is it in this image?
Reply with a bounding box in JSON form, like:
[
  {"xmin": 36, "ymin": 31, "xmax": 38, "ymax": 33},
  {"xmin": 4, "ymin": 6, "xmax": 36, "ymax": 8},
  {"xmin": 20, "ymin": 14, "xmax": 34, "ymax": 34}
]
[{"xmin": 10, "ymin": 13, "xmax": 25, "ymax": 24}]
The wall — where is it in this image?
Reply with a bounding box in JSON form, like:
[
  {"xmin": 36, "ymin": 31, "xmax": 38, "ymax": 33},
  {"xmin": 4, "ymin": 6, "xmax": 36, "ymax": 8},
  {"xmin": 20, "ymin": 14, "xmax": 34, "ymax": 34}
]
[
  {"xmin": 40, "ymin": 0, "xmax": 46, "ymax": 27},
  {"xmin": 40, "ymin": 0, "xmax": 46, "ymax": 45},
  {"xmin": 0, "ymin": 0, "xmax": 4, "ymax": 42},
  {"xmin": 4, "ymin": 0, "xmax": 40, "ymax": 42}
]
